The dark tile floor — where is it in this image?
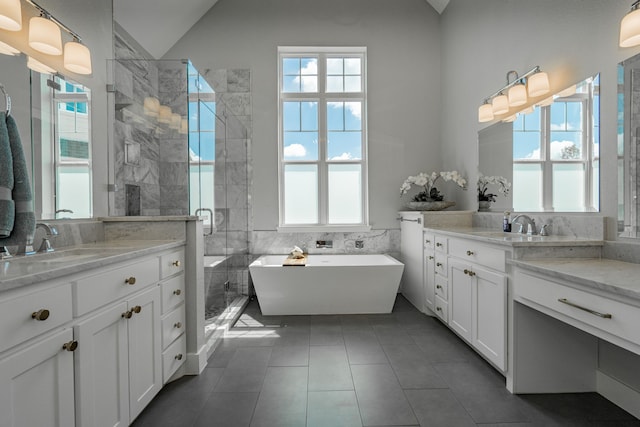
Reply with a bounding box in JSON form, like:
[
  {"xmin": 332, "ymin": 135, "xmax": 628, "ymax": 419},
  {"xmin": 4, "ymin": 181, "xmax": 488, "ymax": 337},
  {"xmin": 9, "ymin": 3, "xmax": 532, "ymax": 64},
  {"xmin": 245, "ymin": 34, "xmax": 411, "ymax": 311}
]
[{"xmin": 133, "ymin": 295, "xmax": 639, "ymax": 427}]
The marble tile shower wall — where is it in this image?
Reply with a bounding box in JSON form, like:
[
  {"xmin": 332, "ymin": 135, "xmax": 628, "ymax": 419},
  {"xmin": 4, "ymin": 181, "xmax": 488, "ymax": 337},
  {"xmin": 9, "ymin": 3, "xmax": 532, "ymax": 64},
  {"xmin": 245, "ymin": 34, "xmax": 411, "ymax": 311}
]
[{"xmin": 112, "ymin": 31, "xmax": 189, "ymax": 216}]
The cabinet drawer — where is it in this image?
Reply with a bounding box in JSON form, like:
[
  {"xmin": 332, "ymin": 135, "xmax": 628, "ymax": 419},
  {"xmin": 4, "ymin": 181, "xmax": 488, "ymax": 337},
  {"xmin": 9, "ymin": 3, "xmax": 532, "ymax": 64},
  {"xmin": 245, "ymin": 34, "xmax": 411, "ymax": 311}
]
[
  {"xmin": 74, "ymin": 257, "xmax": 160, "ymax": 316},
  {"xmin": 160, "ymin": 249, "xmax": 185, "ymax": 280},
  {"xmin": 162, "ymin": 334, "xmax": 186, "ymax": 383},
  {"xmin": 434, "ymin": 295, "xmax": 448, "ymax": 323},
  {"xmin": 449, "ymin": 238, "xmax": 506, "ymax": 272},
  {"xmin": 514, "ymin": 270, "xmax": 640, "ymax": 349},
  {"xmin": 0, "ymin": 284, "xmax": 73, "ymax": 354},
  {"xmin": 434, "ymin": 236, "xmax": 448, "ymax": 253},
  {"xmin": 423, "ymin": 232, "xmax": 435, "ymax": 250},
  {"xmin": 435, "ymin": 275, "xmax": 448, "ymax": 301},
  {"xmin": 162, "ymin": 305, "xmax": 185, "ymax": 349},
  {"xmin": 435, "ymin": 253, "xmax": 448, "ymax": 277},
  {"xmin": 161, "ymin": 274, "xmax": 185, "ymax": 314}
]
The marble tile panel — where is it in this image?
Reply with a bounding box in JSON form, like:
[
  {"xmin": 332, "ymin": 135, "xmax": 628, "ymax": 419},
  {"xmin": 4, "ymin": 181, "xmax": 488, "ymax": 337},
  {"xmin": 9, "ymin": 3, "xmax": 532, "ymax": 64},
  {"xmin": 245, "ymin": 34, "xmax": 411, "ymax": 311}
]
[
  {"xmin": 160, "ymin": 185, "xmax": 189, "ymax": 210},
  {"xmin": 161, "ymin": 208, "xmax": 188, "ymax": 216},
  {"xmin": 44, "ymin": 220, "xmax": 104, "ymax": 249},
  {"xmin": 227, "ymin": 69, "xmax": 250, "ymax": 93},
  {"xmin": 603, "ymin": 241, "xmax": 640, "ymax": 264},
  {"xmin": 114, "ymin": 60, "xmax": 134, "ymax": 99},
  {"xmin": 217, "ymin": 138, "xmax": 248, "ymax": 162},
  {"xmin": 225, "ymin": 162, "xmax": 248, "ymax": 186},
  {"xmin": 159, "ymin": 91, "xmax": 188, "ymax": 116},
  {"xmin": 159, "ymin": 138, "xmax": 188, "ymax": 162},
  {"xmin": 159, "ymin": 67, "xmax": 187, "ymax": 93},
  {"xmin": 217, "ymin": 93, "xmax": 251, "ymax": 117},
  {"xmin": 228, "ymin": 208, "xmax": 248, "ymax": 232},
  {"xmin": 103, "ymin": 221, "xmax": 186, "ymax": 241},
  {"xmin": 132, "ymin": 128, "xmax": 160, "ymax": 162},
  {"xmin": 139, "ymin": 182, "xmax": 160, "ymax": 211},
  {"xmin": 159, "ymin": 162, "xmax": 188, "ymax": 186},
  {"xmin": 472, "ymin": 213, "xmax": 605, "ymax": 239},
  {"xmin": 131, "ymin": 72, "xmax": 157, "ymax": 106},
  {"xmin": 206, "ymin": 69, "xmax": 227, "ymax": 93}
]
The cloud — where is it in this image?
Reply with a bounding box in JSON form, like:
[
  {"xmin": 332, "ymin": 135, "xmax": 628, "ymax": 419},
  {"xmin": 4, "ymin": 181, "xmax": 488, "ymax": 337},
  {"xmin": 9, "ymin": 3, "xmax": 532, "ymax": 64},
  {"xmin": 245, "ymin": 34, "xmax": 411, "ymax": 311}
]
[
  {"xmin": 284, "ymin": 143, "xmax": 307, "ymax": 157},
  {"xmin": 189, "ymin": 148, "xmax": 201, "ymax": 161},
  {"xmin": 328, "ymin": 101, "xmax": 362, "ymax": 120},
  {"xmin": 293, "ymin": 59, "xmax": 318, "ymax": 92},
  {"xmin": 330, "ymin": 152, "xmax": 354, "ymax": 160},
  {"xmin": 524, "ymin": 140, "xmax": 581, "ymax": 159}
]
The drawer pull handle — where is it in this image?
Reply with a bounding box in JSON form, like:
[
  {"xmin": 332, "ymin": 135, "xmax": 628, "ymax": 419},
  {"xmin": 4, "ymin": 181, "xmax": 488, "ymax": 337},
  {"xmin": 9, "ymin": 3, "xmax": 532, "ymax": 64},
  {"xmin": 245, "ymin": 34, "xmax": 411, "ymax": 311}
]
[
  {"xmin": 125, "ymin": 276, "xmax": 137, "ymax": 285},
  {"xmin": 32, "ymin": 309, "xmax": 50, "ymax": 321},
  {"xmin": 172, "ymin": 260, "xmax": 181, "ymax": 267},
  {"xmin": 436, "ymin": 285, "xmax": 442, "ymax": 289},
  {"xmin": 436, "ymin": 262, "xmax": 443, "ymax": 267},
  {"xmin": 436, "ymin": 243, "xmax": 443, "ymax": 247},
  {"xmin": 122, "ymin": 310, "xmax": 132, "ymax": 319},
  {"xmin": 173, "ymin": 289, "xmax": 182, "ymax": 296},
  {"xmin": 132, "ymin": 305, "xmax": 142, "ymax": 314},
  {"xmin": 436, "ymin": 307, "xmax": 442, "ymax": 312},
  {"xmin": 464, "ymin": 269, "xmax": 476, "ymax": 277},
  {"xmin": 557, "ymin": 298, "xmax": 612, "ymax": 319},
  {"xmin": 425, "ymin": 239, "xmax": 431, "ymax": 244},
  {"xmin": 466, "ymin": 250, "xmax": 474, "ymax": 256},
  {"xmin": 175, "ymin": 353, "xmax": 183, "ymax": 361},
  {"xmin": 62, "ymin": 340, "xmax": 78, "ymax": 352},
  {"xmin": 174, "ymin": 322, "xmax": 182, "ymax": 329},
  {"xmin": 428, "ymin": 256, "xmax": 434, "ymax": 260}
]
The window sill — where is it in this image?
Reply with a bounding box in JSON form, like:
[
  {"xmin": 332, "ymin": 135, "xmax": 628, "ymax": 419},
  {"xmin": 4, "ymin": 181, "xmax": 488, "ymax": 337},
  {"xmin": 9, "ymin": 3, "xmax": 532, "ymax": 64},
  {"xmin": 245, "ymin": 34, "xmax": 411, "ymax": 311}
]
[{"xmin": 276, "ymin": 225, "xmax": 372, "ymax": 233}]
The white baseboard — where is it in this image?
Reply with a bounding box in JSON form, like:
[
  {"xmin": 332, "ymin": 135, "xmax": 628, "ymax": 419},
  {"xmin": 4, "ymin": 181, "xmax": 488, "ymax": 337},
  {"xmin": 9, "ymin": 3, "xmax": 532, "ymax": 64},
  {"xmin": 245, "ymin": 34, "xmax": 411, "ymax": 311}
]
[
  {"xmin": 597, "ymin": 370, "xmax": 640, "ymax": 419},
  {"xmin": 185, "ymin": 345, "xmax": 208, "ymax": 375}
]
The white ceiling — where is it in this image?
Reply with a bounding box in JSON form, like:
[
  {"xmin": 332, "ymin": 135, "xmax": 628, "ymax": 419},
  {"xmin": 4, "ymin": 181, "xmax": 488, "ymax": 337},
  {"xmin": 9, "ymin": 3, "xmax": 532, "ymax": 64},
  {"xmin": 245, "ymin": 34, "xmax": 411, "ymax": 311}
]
[{"xmin": 114, "ymin": 0, "xmax": 450, "ymax": 59}]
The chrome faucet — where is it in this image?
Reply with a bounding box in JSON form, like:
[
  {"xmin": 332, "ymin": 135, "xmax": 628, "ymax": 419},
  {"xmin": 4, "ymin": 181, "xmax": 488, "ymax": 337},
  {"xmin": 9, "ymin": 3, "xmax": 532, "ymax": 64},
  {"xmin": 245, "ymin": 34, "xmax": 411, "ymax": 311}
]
[
  {"xmin": 511, "ymin": 214, "xmax": 536, "ymax": 235},
  {"xmin": 36, "ymin": 222, "xmax": 58, "ymax": 253}
]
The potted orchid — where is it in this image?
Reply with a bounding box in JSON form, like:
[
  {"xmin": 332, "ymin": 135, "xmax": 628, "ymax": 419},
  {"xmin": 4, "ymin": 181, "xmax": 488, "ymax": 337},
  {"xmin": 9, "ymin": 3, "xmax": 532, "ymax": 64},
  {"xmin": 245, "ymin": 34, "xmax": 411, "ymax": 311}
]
[
  {"xmin": 477, "ymin": 173, "xmax": 511, "ymax": 211},
  {"xmin": 400, "ymin": 171, "xmax": 467, "ymax": 210}
]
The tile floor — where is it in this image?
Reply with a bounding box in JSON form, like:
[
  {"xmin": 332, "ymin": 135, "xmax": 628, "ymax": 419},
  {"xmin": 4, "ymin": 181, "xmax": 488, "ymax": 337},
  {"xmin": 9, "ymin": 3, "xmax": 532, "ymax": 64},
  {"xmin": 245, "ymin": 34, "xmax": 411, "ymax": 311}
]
[{"xmin": 133, "ymin": 296, "xmax": 639, "ymax": 427}]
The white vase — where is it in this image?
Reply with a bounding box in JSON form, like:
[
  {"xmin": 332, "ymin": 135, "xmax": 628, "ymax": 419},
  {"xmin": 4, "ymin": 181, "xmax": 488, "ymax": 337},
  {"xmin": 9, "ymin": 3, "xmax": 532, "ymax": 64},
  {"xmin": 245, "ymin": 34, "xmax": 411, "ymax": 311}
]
[
  {"xmin": 478, "ymin": 200, "xmax": 492, "ymax": 212},
  {"xmin": 405, "ymin": 200, "xmax": 456, "ymax": 211}
]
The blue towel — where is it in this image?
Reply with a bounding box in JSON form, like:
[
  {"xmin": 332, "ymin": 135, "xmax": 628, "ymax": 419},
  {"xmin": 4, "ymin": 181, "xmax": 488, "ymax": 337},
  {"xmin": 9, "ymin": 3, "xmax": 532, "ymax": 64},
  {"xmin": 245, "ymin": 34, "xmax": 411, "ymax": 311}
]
[
  {"xmin": 0, "ymin": 113, "xmax": 15, "ymax": 238},
  {"xmin": 0, "ymin": 113, "xmax": 35, "ymax": 247}
]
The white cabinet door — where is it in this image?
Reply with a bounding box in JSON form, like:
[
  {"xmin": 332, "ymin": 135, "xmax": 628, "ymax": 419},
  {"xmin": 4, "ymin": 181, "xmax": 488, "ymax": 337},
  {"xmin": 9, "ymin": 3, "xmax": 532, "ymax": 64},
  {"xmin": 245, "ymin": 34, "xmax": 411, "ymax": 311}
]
[
  {"xmin": 474, "ymin": 266, "xmax": 507, "ymax": 370},
  {"xmin": 424, "ymin": 249, "xmax": 435, "ymax": 313},
  {"xmin": 75, "ymin": 301, "xmax": 129, "ymax": 427},
  {"xmin": 128, "ymin": 286, "xmax": 162, "ymax": 422},
  {"xmin": 448, "ymin": 258, "xmax": 473, "ymax": 342},
  {"xmin": 400, "ymin": 212, "xmax": 424, "ymax": 311},
  {"xmin": 0, "ymin": 329, "xmax": 75, "ymax": 427}
]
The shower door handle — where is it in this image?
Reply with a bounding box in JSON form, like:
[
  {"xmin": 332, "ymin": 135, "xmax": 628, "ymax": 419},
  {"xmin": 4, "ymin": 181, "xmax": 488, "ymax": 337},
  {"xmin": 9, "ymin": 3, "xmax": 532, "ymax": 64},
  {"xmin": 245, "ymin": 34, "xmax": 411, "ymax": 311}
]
[{"xmin": 195, "ymin": 208, "xmax": 214, "ymax": 235}]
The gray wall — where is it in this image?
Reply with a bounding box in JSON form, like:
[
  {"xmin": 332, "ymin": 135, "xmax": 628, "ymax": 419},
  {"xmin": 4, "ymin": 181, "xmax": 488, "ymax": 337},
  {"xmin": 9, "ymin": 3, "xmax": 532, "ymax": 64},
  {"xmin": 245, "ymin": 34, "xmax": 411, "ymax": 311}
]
[
  {"xmin": 439, "ymin": 0, "xmax": 640, "ymax": 240},
  {"xmin": 165, "ymin": 0, "xmax": 444, "ymax": 232}
]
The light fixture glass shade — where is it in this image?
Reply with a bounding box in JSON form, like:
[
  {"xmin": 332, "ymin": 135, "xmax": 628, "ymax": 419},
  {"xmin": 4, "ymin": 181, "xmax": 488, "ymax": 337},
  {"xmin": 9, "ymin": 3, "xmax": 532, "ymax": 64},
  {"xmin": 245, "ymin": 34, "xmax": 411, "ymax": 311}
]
[
  {"xmin": 536, "ymin": 96, "xmax": 554, "ymax": 107},
  {"xmin": 0, "ymin": 0, "xmax": 22, "ymax": 31},
  {"xmin": 27, "ymin": 56, "xmax": 55, "ymax": 74},
  {"xmin": 158, "ymin": 105, "xmax": 172, "ymax": 123},
  {"xmin": 527, "ymin": 72, "xmax": 550, "ymax": 97},
  {"xmin": 557, "ymin": 85, "xmax": 576, "ymax": 98},
  {"xmin": 0, "ymin": 41, "xmax": 20, "ymax": 56},
  {"xmin": 508, "ymin": 83, "xmax": 527, "ymax": 107},
  {"xmin": 29, "ymin": 16, "xmax": 63, "ymax": 55},
  {"xmin": 491, "ymin": 94, "xmax": 509, "ymax": 115},
  {"xmin": 620, "ymin": 7, "xmax": 640, "ymax": 47},
  {"xmin": 64, "ymin": 41, "xmax": 92, "ymax": 74},
  {"xmin": 502, "ymin": 114, "xmax": 517, "ymax": 123},
  {"xmin": 521, "ymin": 105, "xmax": 535, "ymax": 115},
  {"xmin": 143, "ymin": 97, "xmax": 160, "ymax": 117},
  {"xmin": 478, "ymin": 103, "xmax": 494, "ymax": 123}
]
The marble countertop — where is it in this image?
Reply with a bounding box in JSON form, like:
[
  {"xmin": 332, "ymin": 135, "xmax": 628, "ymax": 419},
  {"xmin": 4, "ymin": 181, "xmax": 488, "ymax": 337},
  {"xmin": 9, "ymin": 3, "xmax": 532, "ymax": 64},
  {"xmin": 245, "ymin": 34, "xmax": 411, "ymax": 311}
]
[
  {"xmin": 424, "ymin": 226, "xmax": 604, "ymax": 247},
  {"xmin": 509, "ymin": 258, "xmax": 640, "ymax": 302},
  {"xmin": 0, "ymin": 239, "xmax": 185, "ymax": 292},
  {"xmin": 99, "ymin": 215, "xmax": 199, "ymax": 222}
]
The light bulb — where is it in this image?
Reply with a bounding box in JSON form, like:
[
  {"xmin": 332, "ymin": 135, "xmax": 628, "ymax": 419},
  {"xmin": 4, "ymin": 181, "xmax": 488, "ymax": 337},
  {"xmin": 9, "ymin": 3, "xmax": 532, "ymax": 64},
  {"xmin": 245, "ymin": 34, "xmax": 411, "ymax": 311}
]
[
  {"xmin": 620, "ymin": 6, "xmax": 640, "ymax": 47},
  {"xmin": 0, "ymin": 0, "xmax": 22, "ymax": 31},
  {"xmin": 492, "ymin": 94, "xmax": 509, "ymax": 115},
  {"xmin": 27, "ymin": 56, "xmax": 55, "ymax": 74},
  {"xmin": 29, "ymin": 16, "xmax": 63, "ymax": 55},
  {"xmin": 508, "ymin": 83, "xmax": 527, "ymax": 107},
  {"xmin": 527, "ymin": 72, "xmax": 550, "ymax": 97},
  {"xmin": 64, "ymin": 41, "xmax": 92, "ymax": 75},
  {"xmin": 478, "ymin": 103, "xmax": 494, "ymax": 123}
]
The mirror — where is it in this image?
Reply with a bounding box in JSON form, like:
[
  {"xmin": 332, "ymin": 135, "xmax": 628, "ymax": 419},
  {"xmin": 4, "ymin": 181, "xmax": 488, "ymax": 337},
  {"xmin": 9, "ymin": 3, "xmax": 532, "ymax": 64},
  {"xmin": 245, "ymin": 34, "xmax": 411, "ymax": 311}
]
[
  {"xmin": 618, "ymin": 54, "xmax": 640, "ymax": 238},
  {"xmin": 479, "ymin": 74, "xmax": 600, "ymax": 213},
  {"xmin": 0, "ymin": 53, "xmax": 91, "ymax": 220}
]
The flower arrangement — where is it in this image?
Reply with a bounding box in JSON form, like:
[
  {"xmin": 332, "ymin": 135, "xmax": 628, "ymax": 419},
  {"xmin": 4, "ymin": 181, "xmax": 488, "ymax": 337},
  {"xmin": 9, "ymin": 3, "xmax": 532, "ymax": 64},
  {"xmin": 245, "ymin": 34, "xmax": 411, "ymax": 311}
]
[
  {"xmin": 477, "ymin": 173, "xmax": 511, "ymax": 202},
  {"xmin": 400, "ymin": 171, "xmax": 467, "ymax": 202}
]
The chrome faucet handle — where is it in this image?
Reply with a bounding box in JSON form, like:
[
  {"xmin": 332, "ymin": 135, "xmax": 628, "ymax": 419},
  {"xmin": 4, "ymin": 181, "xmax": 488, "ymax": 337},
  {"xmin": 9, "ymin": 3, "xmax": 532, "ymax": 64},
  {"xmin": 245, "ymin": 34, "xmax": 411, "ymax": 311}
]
[
  {"xmin": 35, "ymin": 222, "xmax": 58, "ymax": 253},
  {"xmin": 539, "ymin": 224, "xmax": 549, "ymax": 236},
  {"xmin": 37, "ymin": 238, "xmax": 54, "ymax": 253}
]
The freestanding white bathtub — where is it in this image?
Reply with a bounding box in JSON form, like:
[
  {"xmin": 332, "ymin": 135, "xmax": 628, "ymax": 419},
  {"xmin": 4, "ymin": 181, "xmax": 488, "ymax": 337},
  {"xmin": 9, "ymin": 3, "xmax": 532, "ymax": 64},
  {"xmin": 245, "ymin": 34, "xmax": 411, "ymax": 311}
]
[{"xmin": 249, "ymin": 254, "xmax": 404, "ymax": 315}]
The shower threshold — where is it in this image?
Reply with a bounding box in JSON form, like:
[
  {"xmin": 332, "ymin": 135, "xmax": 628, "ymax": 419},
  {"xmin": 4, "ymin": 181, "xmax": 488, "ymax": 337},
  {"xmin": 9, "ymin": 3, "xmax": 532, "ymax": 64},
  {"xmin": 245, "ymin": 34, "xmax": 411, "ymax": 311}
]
[{"xmin": 204, "ymin": 295, "xmax": 250, "ymax": 358}]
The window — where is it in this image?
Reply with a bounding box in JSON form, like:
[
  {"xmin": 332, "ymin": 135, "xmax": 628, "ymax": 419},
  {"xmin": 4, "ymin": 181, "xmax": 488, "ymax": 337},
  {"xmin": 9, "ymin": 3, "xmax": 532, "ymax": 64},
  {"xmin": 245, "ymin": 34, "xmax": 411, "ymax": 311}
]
[
  {"xmin": 512, "ymin": 75, "xmax": 599, "ymax": 211},
  {"xmin": 278, "ymin": 47, "xmax": 368, "ymax": 229}
]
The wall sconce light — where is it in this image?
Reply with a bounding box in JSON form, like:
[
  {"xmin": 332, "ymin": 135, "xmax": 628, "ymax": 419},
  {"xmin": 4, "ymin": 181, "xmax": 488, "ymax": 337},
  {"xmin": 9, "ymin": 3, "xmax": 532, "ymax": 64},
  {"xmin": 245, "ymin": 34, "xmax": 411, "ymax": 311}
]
[
  {"xmin": 0, "ymin": 0, "xmax": 93, "ymax": 74},
  {"xmin": 0, "ymin": 40, "xmax": 20, "ymax": 56},
  {"xmin": 0, "ymin": 0, "xmax": 22, "ymax": 31},
  {"xmin": 27, "ymin": 56, "xmax": 54, "ymax": 74},
  {"xmin": 477, "ymin": 66, "xmax": 550, "ymax": 123},
  {"xmin": 621, "ymin": 0, "xmax": 640, "ymax": 47}
]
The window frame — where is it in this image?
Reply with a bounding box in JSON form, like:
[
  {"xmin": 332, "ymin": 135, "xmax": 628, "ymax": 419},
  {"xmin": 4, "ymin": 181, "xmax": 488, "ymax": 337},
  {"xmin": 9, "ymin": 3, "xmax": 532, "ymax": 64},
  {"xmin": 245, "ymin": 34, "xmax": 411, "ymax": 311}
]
[{"xmin": 277, "ymin": 46, "xmax": 370, "ymax": 232}]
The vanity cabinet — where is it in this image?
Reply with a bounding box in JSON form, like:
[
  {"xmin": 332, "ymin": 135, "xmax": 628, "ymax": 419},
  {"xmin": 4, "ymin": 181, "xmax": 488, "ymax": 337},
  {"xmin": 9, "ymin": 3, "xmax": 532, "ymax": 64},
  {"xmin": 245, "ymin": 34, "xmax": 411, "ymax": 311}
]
[
  {"xmin": 400, "ymin": 211, "xmax": 425, "ymax": 311},
  {"xmin": 423, "ymin": 231, "xmax": 435, "ymax": 313}
]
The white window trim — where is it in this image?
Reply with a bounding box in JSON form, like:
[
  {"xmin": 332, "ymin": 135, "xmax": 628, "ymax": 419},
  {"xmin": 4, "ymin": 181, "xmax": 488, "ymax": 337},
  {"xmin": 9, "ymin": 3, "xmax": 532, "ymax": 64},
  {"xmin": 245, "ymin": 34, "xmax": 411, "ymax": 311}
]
[{"xmin": 277, "ymin": 46, "xmax": 369, "ymax": 231}]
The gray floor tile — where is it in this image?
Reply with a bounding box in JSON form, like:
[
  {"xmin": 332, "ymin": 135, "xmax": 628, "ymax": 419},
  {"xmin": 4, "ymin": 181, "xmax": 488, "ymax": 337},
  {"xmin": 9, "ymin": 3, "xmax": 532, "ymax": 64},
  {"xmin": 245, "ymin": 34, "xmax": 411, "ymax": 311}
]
[
  {"xmin": 261, "ymin": 366, "xmax": 308, "ymax": 394},
  {"xmin": 268, "ymin": 345, "xmax": 309, "ymax": 366},
  {"xmin": 452, "ymin": 384, "xmax": 529, "ymax": 424},
  {"xmin": 405, "ymin": 388, "xmax": 476, "ymax": 427},
  {"xmin": 193, "ymin": 392, "xmax": 259, "ymax": 427},
  {"xmin": 382, "ymin": 344, "xmax": 448, "ymax": 389},
  {"xmin": 411, "ymin": 327, "xmax": 478, "ymax": 363},
  {"xmin": 307, "ymin": 390, "xmax": 363, "ymax": 427},
  {"xmin": 208, "ymin": 345, "xmax": 237, "ymax": 368},
  {"xmin": 214, "ymin": 366, "xmax": 268, "ymax": 393},
  {"xmin": 346, "ymin": 339, "xmax": 389, "ymax": 365},
  {"xmin": 432, "ymin": 360, "xmax": 505, "ymax": 391},
  {"xmin": 250, "ymin": 390, "xmax": 307, "ymax": 427},
  {"xmin": 227, "ymin": 346, "xmax": 273, "ymax": 370},
  {"xmin": 310, "ymin": 324, "xmax": 344, "ymax": 346},
  {"xmin": 272, "ymin": 327, "xmax": 311, "ymax": 347},
  {"xmin": 308, "ymin": 345, "xmax": 354, "ymax": 391},
  {"xmin": 351, "ymin": 364, "xmax": 418, "ymax": 426},
  {"xmin": 373, "ymin": 324, "xmax": 416, "ymax": 345}
]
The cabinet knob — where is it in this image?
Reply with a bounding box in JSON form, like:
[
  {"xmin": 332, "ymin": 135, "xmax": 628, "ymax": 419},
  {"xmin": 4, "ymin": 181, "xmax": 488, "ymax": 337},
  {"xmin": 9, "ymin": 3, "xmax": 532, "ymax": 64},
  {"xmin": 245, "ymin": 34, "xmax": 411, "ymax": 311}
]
[
  {"xmin": 32, "ymin": 309, "xmax": 50, "ymax": 321},
  {"xmin": 172, "ymin": 260, "xmax": 181, "ymax": 267},
  {"xmin": 62, "ymin": 340, "xmax": 78, "ymax": 352},
  {"xmin": 436, "ymin": 262, "xmax": 443, "ymax": 267},
  {"xmin": 464, "ymin": 269, "xmax": 476, "ymax": 277},
  {"xmin": 122, "ymin": 310, "xmax": 132, "ymax": 319},
  {"xmin": 174, "ymin": 322, "xmax": 182, "ymax": 329},
  {"xmin": 466, "ymin": 250, "xmax": 474, "ymax": 256},
  {"xmin": 428, "ymin": 256, "xmax": 434, "ymax": 260},
  {"xmin": 173, "ymin": 289, "xmax": 182, "ymax": 296},
  {"xmin": 436, "ymin": 285, "xmax": 442, "ymax": 289},
  {"xmin": 436, "ymin": 243, "xmax": 443, "ymax": 247},
  {"xmin": 425, "ymin": 239, "xmax": 431, "ymax": 244},
  {"xmin": 132, "ymin": 305, "xmax": 142, "ymax": 314},
  {"xmin": 436, "ymin": 307, "xmax": 442, "ymax": 312},
  {"xmin": 464, "ymin": 269, "xmax": 469, "ymax": 275},
  {"xmin": 175, "ymin": 353, "xmax": 183, "ymax": 361},
  {"xmin": 125, "ymin": 276, "xmax": 137, "ymax": 285}
]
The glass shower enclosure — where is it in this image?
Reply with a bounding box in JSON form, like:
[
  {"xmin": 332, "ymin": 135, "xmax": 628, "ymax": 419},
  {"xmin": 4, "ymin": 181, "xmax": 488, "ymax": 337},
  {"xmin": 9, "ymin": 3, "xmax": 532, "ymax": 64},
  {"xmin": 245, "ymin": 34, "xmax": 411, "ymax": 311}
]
[{"xmin": 109, "ymin": 58, "xmax": 249, "ymax": 335}]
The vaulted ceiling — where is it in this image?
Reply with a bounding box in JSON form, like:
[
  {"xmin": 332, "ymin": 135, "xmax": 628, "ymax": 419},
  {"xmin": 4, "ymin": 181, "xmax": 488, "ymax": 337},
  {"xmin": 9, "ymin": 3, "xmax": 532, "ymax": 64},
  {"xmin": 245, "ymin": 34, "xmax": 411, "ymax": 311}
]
[{"xmin": 114, "ymin": 0, "xmax": 450, "ymax": 59}]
